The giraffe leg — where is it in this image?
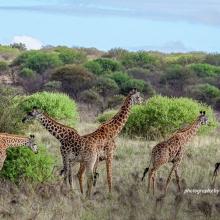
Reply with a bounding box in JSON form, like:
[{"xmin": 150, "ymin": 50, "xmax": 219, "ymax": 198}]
[
  {"xmin": 152, "ymin": 172, "xmax": 157, "ymax": 195},
  {"xmin": 106, "ymin": 153, "xmax": 113, "ymax": 193},
  {"xmin": 68, "ymin": 161, "xmax": 74, "ymax": 190},
  {"xmin": 174, "ymin": 168, "xmax": 181, "ymax": 192},
  {"xmin": 0, "ymin": 152, "xmax": 6, "ymax": 171},
  {"xmin": 85, "ymin": 154, "xmax": 97, "ymax": 199},
  {"xmin": 77, "ymin": 162, "xmax": 85, "ymax": 194},
  {"xmin": 147, "ymin": 168, "xmax": 155, "ymax": 193},
  {"xmin": 93, "ymin": 158, "xmax": 100, "ymax": 187},
  {"xmin": 164, "ymin": 164, "xmax": 177, "ymax": 194},
  {"xmin": 212, "ymin": 163, "xmax": 220, "ymax": 187},
  {"xmin": 62, "ymin": 155, "xmax": 69, "ymax": 186}
]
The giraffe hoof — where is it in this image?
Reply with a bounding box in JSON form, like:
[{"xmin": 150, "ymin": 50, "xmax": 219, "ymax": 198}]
[
  {"xmin": 60, "ymin": 169, "xmax": 65, "ymax": 176},
  {"xmin": 93, "ymin": 172, "xmax": 99, "ymax": 186}
]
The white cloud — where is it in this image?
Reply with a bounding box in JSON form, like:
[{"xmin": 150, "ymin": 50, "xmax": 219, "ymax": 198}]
[{"xmin": 12, "ymin": 35, "xmax": 43, "ymax": 50}]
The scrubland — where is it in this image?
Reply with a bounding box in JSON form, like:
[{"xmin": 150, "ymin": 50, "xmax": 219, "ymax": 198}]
[{"xmin": 1, "ymin": 121, "xmax": 220, "ymax": 220}]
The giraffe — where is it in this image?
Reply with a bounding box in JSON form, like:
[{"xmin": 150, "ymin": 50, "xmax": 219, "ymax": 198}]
[
  {"xmin": 212, "ymin": 162, "xmax": 220, "ymax": 187},
  {"xmin": 0, "ymin": 133, "xmax": 38, "ymax": 170},
  {"xmin": 65, "ymin": 88, "xmax": 142, "ymax": 198},
  {"xmin": 141, "ymin": 111, "xmax": 208, "ymax": 195},
  {"xmin": 22, "ymin": 108, "xmax": 82, "ymax": 188},
  {"xmin": 22, "ymin": 107, "xmax": 111, "ymax": 193}
]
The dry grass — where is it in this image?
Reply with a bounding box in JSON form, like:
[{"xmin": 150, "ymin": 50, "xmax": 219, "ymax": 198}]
[{"xmin": 0, "ymin": 122, "xmax": 220, "ymax": 220}]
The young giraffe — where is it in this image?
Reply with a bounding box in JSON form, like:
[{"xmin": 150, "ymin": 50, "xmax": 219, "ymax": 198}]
[
  {"xmin": 62, "ymin": 89, "xmax": 142, "ymax": 198},
  {"xmin": 22, "ymin": 107, "xmax": 112, "ymax": 193},
  {"xmin": 142, "ymin": 111, "xmax": 208, "ymax": 195},
  {"xmin": 0, "ymin": 133, "xmax": 38, "ymax": 170},
  {"xmin": 212, "ymin": 162, "xmax": 220, "ymax": 186}
]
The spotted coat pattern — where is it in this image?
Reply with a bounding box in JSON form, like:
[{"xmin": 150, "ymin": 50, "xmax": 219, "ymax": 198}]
[
  {"xmin": 0, "ymin": 133, "xmax": 37, "ymax": 170},
  {"xmin": 146, "ymin": 111, "xmax": 208, "ymax": 195}
]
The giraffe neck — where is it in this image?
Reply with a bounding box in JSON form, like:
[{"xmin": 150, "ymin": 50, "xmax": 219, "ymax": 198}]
[
  {"xmin": 1, "ymin": 134, "xmax": 29, "ymax": 148},
  {"xmin": 100, "ymin": 94, "xmax": 133, "ymax": 138},
  {"xmin": 177, "ymin": 118, "xmax": 201, "ymax": 144},
  {"xmin": 37, "ymin": 113, "xmax": 79, "ymax": 140}
]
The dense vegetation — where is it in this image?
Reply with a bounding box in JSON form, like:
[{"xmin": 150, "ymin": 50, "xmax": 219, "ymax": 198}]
[
  {"xmin": 97, "ymin": 95, "xmax": 217, "ymax": 139},
  {"xmin": 1, "ymin": 45, "xmax": 220, "ymax": 112}
]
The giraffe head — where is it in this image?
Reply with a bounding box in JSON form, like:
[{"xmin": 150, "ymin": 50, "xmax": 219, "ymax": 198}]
[
  {"xmin": 22, "ymin": 107, "xmax": 43, "ymax": 123},
  {"xmin": 26, "ymin": 134, "xmax": 38, "ymax": 154},
  {"xmin": 198, "ymin": 111, "xmax": 208, "ymax": 125},
  {"xmin": 129, "ymin": 88, "xmax": 143, "ymax": 105}
]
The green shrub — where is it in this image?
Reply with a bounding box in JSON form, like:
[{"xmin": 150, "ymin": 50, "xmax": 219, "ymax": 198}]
[
  {"xmin": 85, "ymin": 58, "xmax": 122, "ymax": 75},
  {"xmin": 97, "ymin": 109, "xmax": 117, "ymax": 123},
  {"xmin": 204, "ymin": 54, "xmax": 220, "ymax": 66},
  {"xmin": 0, "ymin": 85, "xmax": 25, "ymax": 133},
  {"xmin": 14, "ymin": 51, "xmax": 63, "ymax": 74},
  {"xmin": 95, "ymin": 77, "xmax": 119, "ymax": 97},
  {"xmin": 52, "ymin": 64, "xmax": 95, "ymax": 98},
  {"xmin": 55, "ymin": 47, "xmax": 87, "ymax": 64},
  {"xmin": 84, "ymin": 60, "xmax": 102, "ymax": 75},
  {"xmin": 188, "ymin": 63, "xmax": 220, "ymax": 77},
  {"xmin": 0, "ymin": 61, "xmax": 9, "ymax": 71},
  {"xmin": 18, "ymin": 91, "xmax": 78, "ymax": 122},
  {"xmin": 79, "ymin": 89, "xmax": 102, "ymax": 107},
  {"xmin": 19, "ymin": 67, "xmax": 36, "ymax": 78},
  {"xmin": 120, "ymin": 51, "xmax": 158, "ymax": 69},
  {"xmin": 97, "ymin": 96, "xmax": 218, "ymax": 139},
  {"xmin": 107, "ymin": 95, "xmax": 125, "ymax": 109},
  {"xmin": 121, "ymin": 78, "xmax": 146, "ymax": 94},
  {"xmin": 109, "ymin": 71, "xmax": 130, "ymax": 87},
  {"xmin": 0, "ymin": 145, "xmax": 56, "ymax": 183},
  {"xmin": 43, "ymin": 81, "xmax": 62, "ymax": 91},
  {"xmin": 187, "ymin": 84, "xmax": 220, "ymax": 106}
]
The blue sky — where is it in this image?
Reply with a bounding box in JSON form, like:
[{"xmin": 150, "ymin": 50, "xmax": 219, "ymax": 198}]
[{"xmin": 1, "ymin": 0, "xmax": 220, "ymax": 52}]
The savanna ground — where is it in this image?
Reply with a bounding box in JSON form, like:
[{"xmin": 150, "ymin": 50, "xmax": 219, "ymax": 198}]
[{"xmin": 1, "ymin": 113, "xmax": 220, "ymax": 220}]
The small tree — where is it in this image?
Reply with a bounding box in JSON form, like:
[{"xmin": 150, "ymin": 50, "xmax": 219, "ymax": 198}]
[
  {"xmin": 55, "ymin": 46, "xmax": 87, "ymax": 64},
  {"xmin": 52, "ymin": 65, "xmax": 95, "ymax": 98}
]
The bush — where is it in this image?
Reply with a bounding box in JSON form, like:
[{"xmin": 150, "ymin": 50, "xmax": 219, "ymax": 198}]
[
  {"xmin": 0, "ymin": 145, "xmax": 56, "ymax": 183},
  {"xmin": 97, "ymin": 109, "xmax": 117, "ymax": 123},
  {"xmin": 84, "ymin": 60, "xmax": 102, "ymax": 75},
  {"xmin": 43, "ymin": 81, "xmax": 62, "ymax": 91},
  {"xmin": 0, "ymin": 85, "xmax": 25, "ymax": 133},
  {"xmin": 18, "ymin": 91, "xmax": 78, "ymax": 122},
  {"xmin": 205, "ymin": 54, "xmax": 220, "ymax": 66},
  {"xmin": 52, "ymin": 65, "xmax": 95, "ymax": 98},
  {"xmin": 19, "ymin": 67, "xmax": 36, "ymax": 78},
  {"xmin": 95, "ymin": 77, "xmax": 119, "ymax": 97},
  {"xmin": 109, "ymin": 71, "xmax": 130, "ymax": 87},
  {"xmin": 14, "ymin": 51, "xmax": 63, "ymax": 74},
  {"xmin": 0, "ymin": 61, "xmax": 9, "ymax": 71},
  {"xmin": 121, "ymin": 78, "xmax": 146, "ymax": 94},
  {"xmin": 187, "ymin": 84, "xmax": 220, "ymax": 106},
  {"xmin": 55, "ymin": 47, "xmax": 87, "ymax": 64},
  {"xmin": 79, "ymin": 89, "xmax": 102, "ymax": 107},
  {"xmin": 107, "ymin": 95, "xmax": 125, "ymax": 109},
  {"xmin": 85, "ymin": 58, "xmax": 122, "ymax": 75},
  {"xmin": 97, "ymin": 96, "xmax": 218, "ymax": 139},
  {"xmin": 120, "ymin": 51, "xmax": 158, "ymax": 69},
  {"xmin": 188, "ymin": 63, "xmax": 220, "ymax": 77}
]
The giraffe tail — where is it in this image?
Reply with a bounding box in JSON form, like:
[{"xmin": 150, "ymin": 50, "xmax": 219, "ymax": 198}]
[
  {"xmin": 212, "ymin": 162, "xmax": 220, "ymax": 182},
  {"xmin": 141, "ymin": 167, "xmax": 149, "ymax": 181},
  {"xmin": 141, "ymin": 158, "xmax": 152, "ymax": 181}
]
